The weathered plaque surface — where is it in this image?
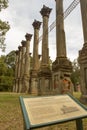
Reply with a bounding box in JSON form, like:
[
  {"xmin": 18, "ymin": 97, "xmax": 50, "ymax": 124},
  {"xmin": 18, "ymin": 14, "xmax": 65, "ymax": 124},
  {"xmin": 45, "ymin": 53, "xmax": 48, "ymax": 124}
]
[{"xmin": 20, "ymin": 95, "xmax": 87, "ymax": 128}]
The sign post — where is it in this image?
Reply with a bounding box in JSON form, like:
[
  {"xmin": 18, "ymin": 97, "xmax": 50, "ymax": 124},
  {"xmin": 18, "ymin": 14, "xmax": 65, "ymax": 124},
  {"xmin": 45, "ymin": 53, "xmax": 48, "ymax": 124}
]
[{"xmin": 76, "ymin": 119, "xmax": 83, "ymax": 130}]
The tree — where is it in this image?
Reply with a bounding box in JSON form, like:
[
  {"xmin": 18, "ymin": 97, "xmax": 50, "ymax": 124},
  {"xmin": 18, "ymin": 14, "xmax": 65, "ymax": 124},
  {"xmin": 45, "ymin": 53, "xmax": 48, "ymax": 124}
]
[
  {"xmin": 0, "ymin": 0, "xmax": 10, "ymax": 52},
  {"xmin": 0, "ymin": 54, "xmax": 14, "ymax": 91},
  {"xmin": 71, "ymin": 59, "xmax": 80, "ymax": 91},
  {"xmin": 5, "ymin": 51, "xmax": 16, "ymax": 72},
  {"xmin": 0, "ymin": 55, "xmax": 7, "ymax": 75},
  {"xmin": 0, "ymin": 0, "xmax": 8, "ymax": 11}
]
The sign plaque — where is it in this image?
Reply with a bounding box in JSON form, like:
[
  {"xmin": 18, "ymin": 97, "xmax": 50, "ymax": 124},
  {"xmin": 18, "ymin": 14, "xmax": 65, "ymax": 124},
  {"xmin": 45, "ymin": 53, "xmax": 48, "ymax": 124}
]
[{"xmin": 20, "ymin": 95, "xmax": 87, "ymax": 129}]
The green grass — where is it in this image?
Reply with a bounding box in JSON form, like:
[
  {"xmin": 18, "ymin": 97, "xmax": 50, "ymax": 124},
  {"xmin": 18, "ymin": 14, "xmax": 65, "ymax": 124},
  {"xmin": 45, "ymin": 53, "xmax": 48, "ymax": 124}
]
[
  {"xmin": 0, "ymin": 92, "xmax": 87, "ymax": 130},
  {"xmin": 0, "ymin": 92, "xmax": 27, "ymax": 130},
  {"xmin": 73, "ymin": 92, "xmax": 82, "ymax": 100}
]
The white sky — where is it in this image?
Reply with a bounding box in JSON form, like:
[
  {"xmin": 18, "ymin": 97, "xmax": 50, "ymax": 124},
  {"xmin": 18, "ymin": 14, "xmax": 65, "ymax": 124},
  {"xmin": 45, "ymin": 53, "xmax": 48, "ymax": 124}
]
[{"xmin": 0, "ymin": 0, "xmax": 84, "ymax": 62}]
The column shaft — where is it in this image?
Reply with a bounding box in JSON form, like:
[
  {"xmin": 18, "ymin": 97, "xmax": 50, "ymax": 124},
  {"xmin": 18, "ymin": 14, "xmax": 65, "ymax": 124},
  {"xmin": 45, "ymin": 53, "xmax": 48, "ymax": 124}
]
[
  {"xmin": 18, "ymin": 46, "xmax": 22, "ymax": 78},
  {"xmin": 78, "ymin": 0, "xmax": 87, "ymax": 103},
  {"xmin": 40, "ymin": 5, "xmax": 52, "ymax": 66},
  {"xmin": 15, "ymin": 51, "xmax": 19, "ymax": 78},
  {"xmin": 13, "ymin": 50, "xmax": 19, "ymax": 92},
  {"xmin": 21, "ymin": 40, "xmax": 26, "ymax": 77},
  {"xmin": 32, "ymin": 20, "xmax": 41, "ymax": 70},
  {"xmin": 56, "ymin": 0, "xmax": 66, "ymax": 58},
  {"xmin": 38, "ymin": 5, "xmax": 52, "ymax": 96},
  {"xmin": 23, "ymin": 33, "xmax": 32, "ymax": 93},
  {"xmin": 52, "ymin": 0, "xmax": 73, "ymax": 95},
  {"xmin": 43, "ymin": 16, "xmax": 49, "ymax": 64},
  {"xmin": 17, "ymin": 46, "xmax": 22, "ymax": 92},
  {"xmin": 19, "ymin": 40, "xmax": 26, "ymax": 93},
  {"xmin": 24, "ymin": 34, "xmax": 32, "ymax": 76},
  {"xmin": 80, "ymin": 0, "xmax": 87, "ymax": 43}
]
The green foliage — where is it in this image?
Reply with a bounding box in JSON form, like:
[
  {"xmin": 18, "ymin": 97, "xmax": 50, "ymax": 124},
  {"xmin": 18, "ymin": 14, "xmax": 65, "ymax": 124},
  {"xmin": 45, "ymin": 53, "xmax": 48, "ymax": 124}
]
[
  {"xmin": 0, "ymin": 54, "xmax": 14, "ymax": 91},
  {"xmin": 0, "ymin": 55, "xmax": 7, "ymax": 75},
  {"xmin": 71, "ymin": 59, "xmax": 80, "ymax": 91},
  {"xmin": 0, "ymin": 0, "xmax": 8, "ymax": 11},
  {"xmin": 49, "ymin": 57, "xmax": 52, "ymax": 70},
  {"xmin": 5, "ymin": 51, "xmax": 16, "ymax": 71},
  {"xmin": 0, "ymin": 0, "xmax": 10, "ymax": 51},
  {"xmin": 0, "ymin": 0, "xmax": 11, "ymax": 91},
  {"xmin": 0, "ymin": 76, "xmax": 13, "ymax": 91},
  {"xmin": 0, "ymin": 20, "xmax": 10, "ymax": 52}
]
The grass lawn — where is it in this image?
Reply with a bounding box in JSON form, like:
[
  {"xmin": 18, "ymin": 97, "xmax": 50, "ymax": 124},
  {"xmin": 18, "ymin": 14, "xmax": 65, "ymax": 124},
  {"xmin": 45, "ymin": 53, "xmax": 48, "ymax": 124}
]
[
  {"xmin": 0, "ymin": 92, "xmax": 87, "ymax": 130},
  {"xmin": 0, "ymin": 92, "xmax": 27, "ymax": 130}
]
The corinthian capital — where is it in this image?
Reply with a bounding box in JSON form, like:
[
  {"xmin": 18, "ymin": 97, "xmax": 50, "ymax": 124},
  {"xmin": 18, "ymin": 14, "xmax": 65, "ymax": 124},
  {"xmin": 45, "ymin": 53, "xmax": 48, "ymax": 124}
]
[
  {"xmin": 40, "ymin": 5, "xmax": 52, "ymax": 17},
  {"xmin": 32, "ymin": 19, "xmax": 42, "ymax": 30},
  {"xmin": 25, "ymin": 33, "xmax": 32, "ymax": 41}
]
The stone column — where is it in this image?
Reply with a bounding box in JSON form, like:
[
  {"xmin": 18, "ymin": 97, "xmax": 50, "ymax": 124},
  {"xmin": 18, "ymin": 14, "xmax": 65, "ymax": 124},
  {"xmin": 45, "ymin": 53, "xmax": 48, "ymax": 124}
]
[
  {"xmin": 13, "ymin": 50, "xmax": 19, "ymax": 92},
  {"xmin": 20, "ymin": 40, "xmax": 26, "ymax": 93},
  {"xmin": 23, "ymin": 33, "xmax": 32, "ymax": 93},
  {"xmin": 78, "ymin": 0, "xmax": 87, "ymax": 103},
  {"xmin": 80, "ymin": 0, "xmax": 87, "ymax": 43},
  {"xmin": 38, "ymin": 5, "xmax": 52, "ymax": 96},
  {"xmin": 30, "ymin": 20, "xmax": 41, "ymax": 95},
  {"xmin": 55, "ymin": 0, "xmax": 66, "ymax": 58},
  {"xmin": 21, "ymin": 40, "xmax": 26, "ymax": 77},
  {"xmin": 29, "ymin": 52, "xmax": 32, "ymax": 70},
  {"xmin": 52, "ymin": 0, "xmax": 73, "ymax": 95},
  {"xmin": 40, "ymin": 5, "xmax": 52, "ymax": 66},
  {"xmin": 24, "ymin": 34, "xmax": 32, "ymax": 76},
  {"xmin": 32, "ymin": 20, "xmax": 42, "ymax": 71},
  {"xmin": 17, "ymin": 46, "xmax": 22, "ymax": 93}
]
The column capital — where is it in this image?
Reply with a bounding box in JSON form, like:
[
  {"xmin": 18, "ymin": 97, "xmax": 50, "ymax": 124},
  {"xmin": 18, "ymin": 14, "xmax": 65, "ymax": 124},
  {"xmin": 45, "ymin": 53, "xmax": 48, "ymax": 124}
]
[
  {"xmin": 32, "ymin": 19, "xmax": 42, "ymax": 30},
  {"xmin": 15, "ymin": 50, "xmax": 19, "ymax": 55},
  {"xmin": 25, "ymin": 33, "xmax": 32, "ymax": 41},
  {"xmin": 18, "ymin": 46, "xmax": 22, "ymax": 51},
  {"xmin": 40, "ymin": 5, "xmax": 52, "ymax": 17},
  {"xmin": 21, "ymin": 40, "xmax": 26, "ymax": 47}
]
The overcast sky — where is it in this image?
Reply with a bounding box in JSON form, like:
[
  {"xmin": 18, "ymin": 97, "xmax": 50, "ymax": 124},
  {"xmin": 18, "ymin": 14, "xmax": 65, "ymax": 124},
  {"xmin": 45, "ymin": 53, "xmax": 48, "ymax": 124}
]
[{"xmin": 0, "ymin": 0, "xmax": 84, "ymax": 61}]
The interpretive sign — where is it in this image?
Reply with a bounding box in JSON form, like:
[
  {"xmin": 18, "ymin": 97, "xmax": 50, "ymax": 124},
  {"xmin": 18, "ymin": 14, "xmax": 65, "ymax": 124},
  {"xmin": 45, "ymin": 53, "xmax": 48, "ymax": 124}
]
[{"xmin": 20, "ymin": 95, "xmax": 87, "ymax": 130}]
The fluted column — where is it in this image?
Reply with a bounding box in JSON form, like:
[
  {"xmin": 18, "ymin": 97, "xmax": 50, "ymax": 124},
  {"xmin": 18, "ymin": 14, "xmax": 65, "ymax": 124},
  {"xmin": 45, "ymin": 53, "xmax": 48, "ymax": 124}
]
[
  {"xmin": 18, "ymin": 46, "xmax": 22, "ymax": 93},
  {"xmin": 55, "ymin": 0, "xmax": 66, "ymax": 58},
  {"xmin": 40, "ymin": 5, "xmax": 52, "ymax": 66},
  {"xmin": 30, "ymin": 20, "xmax": 41, "ymax": 95},
  {"xmin": 78, "ymin": 0, "xmax": 87, "ymax": 103},
  {"xmin": 15, "ymin": 51, "xmax": 19, "ymax": 78},
  {"xmin": 38, "ymin": 5, "xmax": 52, "ymax": 96},
  {"xmin": 80, "ymin": 0, "xmax": 87, "ymax": 43},
  {"xmin": 32, "ymin": 20, "xmax": 42, "ymax": 71},
  {"xmin": 19, "ymin": 40, "xmax": 26, "ymax": 93},
  {"xmin": 23, "ymin": 33, "xmax": 32, "ymax": 93},
  {"xmin": 13, "ymin": 50, "xmax": 19, "ymax": 92},
  {"xmin": 21, "ymin": 40, "xmax": 26, "ymax": 77},
  {"xmin": 52, "ymin": 0, "xmax": 73, "ymax": 95},
  {"xmin": 24, "ymin": 33, "xmax": 32, "ymax": 76},
  {"xmin": 29, "ymin": 52, "xmax": 32, "ymax": 70}
]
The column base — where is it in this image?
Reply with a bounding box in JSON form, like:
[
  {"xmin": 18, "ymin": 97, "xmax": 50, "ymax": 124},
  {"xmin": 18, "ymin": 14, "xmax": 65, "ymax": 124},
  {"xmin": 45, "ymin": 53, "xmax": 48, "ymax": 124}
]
[
  {"xmin": 52, "ymin": 57, "xmax": 73, "ymax": 95},
  {"xmin": 52, "ymin": 57, "xmax": 72, "ymax": 72},
  {"xmin": 30, "ymin": 78, "xmax": 38, "ymax": 95},
  {"xmin": 18, "ymin": 78, "xmax": 23, "ymax": 93},
  {"xmin": 38, "ymin": 66, "xmax": 52, "ymax": 96},
  {"xmin": 21, "ymin": 76, "xmax": 30, "ymax": 93}
]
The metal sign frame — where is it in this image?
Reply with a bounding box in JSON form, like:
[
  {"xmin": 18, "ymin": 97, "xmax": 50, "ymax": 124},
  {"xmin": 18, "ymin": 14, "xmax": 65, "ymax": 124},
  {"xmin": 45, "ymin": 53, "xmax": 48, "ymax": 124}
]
[{"xmin": 20, "ymin": 94, "xmax": 87, "ymax": 130}]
